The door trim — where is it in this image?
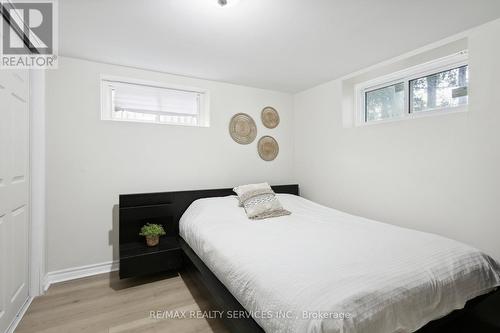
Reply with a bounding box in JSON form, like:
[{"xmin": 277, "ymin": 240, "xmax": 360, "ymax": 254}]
[
  {"xmin": 29, "ymin": 69, "xmax": 46, "ymax": 298},
  {"xmin": 4, "ymin": 297, "xmax": 33, "ymax": 333}
]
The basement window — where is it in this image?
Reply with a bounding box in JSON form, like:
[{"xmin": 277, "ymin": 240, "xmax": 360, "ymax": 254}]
[
  {"xmin": 101, "ymin": 77, "xmax": 209, "ymax": 127},
  {"xmin": 410, "ymin": 65, "xmax": 468, "ymax": 113},
  {"xmin": 356, "ymin": 50, "xmax": 468, "ymax": 126}
]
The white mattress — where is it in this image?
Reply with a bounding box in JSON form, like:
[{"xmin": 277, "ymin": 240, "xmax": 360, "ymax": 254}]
[{"xmin": 179, "ymin": 194, "xmax": 500, "ymax": 333}]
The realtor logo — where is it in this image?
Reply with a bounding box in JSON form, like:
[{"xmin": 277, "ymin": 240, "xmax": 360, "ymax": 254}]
[{"xmin": 0, "ymin": 0, "xmax": 58, "ymax": 68}]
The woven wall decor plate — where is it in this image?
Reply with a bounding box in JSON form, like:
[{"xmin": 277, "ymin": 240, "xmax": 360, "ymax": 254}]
[
  {"xmin": 229, "ymin": 113, "xmax": 257, "ymax": 144},
  {"xmin": 261, "ymin": 106, "xmax": 280, "ymax": 129},
  {"xmin": 257, "ymin": 136, "xmax": 279, "ymax": 161}
]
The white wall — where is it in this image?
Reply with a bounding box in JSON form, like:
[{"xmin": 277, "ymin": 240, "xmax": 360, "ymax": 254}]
[
  {"xmin": 46, "ymin": 57, "xmax": 294, "ymax": 272},
  {"xmin": 47, "ymin": 19, "xmax": 500, "ymax": 274},
  {"xmin": 294, "ymin": 19, "xmax": 500, "ymax": 262}
]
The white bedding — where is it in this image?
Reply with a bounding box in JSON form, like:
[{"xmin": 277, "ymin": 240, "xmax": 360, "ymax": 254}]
[{"xmin": 179, "ymin": 194, "xmax": 500, "ymax": 333}]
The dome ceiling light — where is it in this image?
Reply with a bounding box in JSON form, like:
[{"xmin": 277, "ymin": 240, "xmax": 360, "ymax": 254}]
[{"xmin": 217, "ymin": 0, "xmax": 239, "ymax": 7}]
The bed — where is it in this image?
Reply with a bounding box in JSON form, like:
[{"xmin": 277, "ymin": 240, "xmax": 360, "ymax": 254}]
[{"xmin": 119, "ymin": 184, "xmax": 500, "ymax": 333}]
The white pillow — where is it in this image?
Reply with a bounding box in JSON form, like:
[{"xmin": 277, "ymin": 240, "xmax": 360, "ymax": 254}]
[{"xmin": 233, "ymin": 183, "xmax": 291, "ymax": 220}]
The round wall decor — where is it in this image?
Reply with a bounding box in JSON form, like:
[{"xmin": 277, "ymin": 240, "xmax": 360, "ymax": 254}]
[
  {"xmin": 261, "ymin": 106, "xmax": 280, "ymax": 129},
  {"xmin": 257, "ymin": 136, "xmax": 279, "ymax": 161},
  {"xmin": 229, "ymin": 113, "xmax": 257, "ymax": 145}
]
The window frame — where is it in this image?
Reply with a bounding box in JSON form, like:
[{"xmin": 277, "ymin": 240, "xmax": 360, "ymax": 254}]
[
  {"xmin": 355, "ymin": 51, "xmax": 468, "ymax": 127},
  {"xmin": 363, "ymin": 80, "xmax": 407, "ymax": 123},
  {"xmin": 100, "ymin": 75, "xmax": 210, "ymax": 127}
]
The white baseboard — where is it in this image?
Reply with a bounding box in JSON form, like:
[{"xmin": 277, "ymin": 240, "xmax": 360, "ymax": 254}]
[
  {"xmin": 6, "ymin": 296, "xmax": 34, "ymax": 333},
  {"xmin": 43, "ymin": 274, "xmax": 50, "ymax": 292},
  {"xmin": 45, "ymin": 260, "xmax": 119, "ymax": 291}
]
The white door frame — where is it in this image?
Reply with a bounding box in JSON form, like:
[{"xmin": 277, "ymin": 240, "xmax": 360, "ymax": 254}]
[{"xmin": 29, "ymin": 69, "xmax": 46, "ymax": 297}]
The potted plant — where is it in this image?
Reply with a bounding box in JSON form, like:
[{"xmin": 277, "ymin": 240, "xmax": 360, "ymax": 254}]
[{"xmin": 139, "ymin": 223, "xmax": 166, "ymax": 247}]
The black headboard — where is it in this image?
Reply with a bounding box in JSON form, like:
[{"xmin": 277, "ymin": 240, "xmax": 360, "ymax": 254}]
[{"xmin": 119, "ymin": 184, "xmax": 299, "ymax": 244}]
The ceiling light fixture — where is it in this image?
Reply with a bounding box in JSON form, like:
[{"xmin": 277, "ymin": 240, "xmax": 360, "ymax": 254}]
[{"xmin": 217, "ymin": 0, "xmax": 239, "ymax": 7}]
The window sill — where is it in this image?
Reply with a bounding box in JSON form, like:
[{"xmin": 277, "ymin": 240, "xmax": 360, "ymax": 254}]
[
  {"xmin": 355, "ymin": 105, "xmax": 468, "ymax": 127},
  {"xmin": 102, "ymin": 118, "xmax": 210, "ymax": 128}
]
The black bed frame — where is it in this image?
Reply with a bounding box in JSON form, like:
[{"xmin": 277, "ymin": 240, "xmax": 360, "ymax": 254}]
[{"xmin": 119, "ymin": 184, "xmax": 498, "ymax": 333}]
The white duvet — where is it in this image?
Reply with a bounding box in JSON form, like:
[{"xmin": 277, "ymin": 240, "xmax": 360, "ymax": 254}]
[{"xmin": 179, "ymin": 194, "xmax": 500, "ymax": 333}]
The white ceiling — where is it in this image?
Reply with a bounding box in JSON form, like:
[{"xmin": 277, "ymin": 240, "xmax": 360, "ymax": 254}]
[{"xmin": 60, "ymin": 0, "xmax": 500, "ymax": 92}]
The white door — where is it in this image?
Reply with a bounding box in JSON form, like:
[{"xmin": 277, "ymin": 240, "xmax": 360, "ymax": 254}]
[{"xmin": 0, "ymin": 69, "xmax": 30, "ymax": 333}]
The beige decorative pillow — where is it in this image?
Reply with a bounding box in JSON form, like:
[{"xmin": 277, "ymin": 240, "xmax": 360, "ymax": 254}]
[
  {"xmin": 233, "ymin": 182, "xmax": 270, "ymax": 206},
  {"xmin": 233, "ymin": 183, "xmax": 291, "ymax": 220}
]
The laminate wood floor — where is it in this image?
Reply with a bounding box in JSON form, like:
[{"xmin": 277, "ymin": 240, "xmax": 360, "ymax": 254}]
[{"xmin": 15, "ymin": 271, "xmax": 229, "ymax": 333}]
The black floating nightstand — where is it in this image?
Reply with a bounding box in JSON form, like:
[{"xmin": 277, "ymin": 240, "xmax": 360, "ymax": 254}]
[
  {"xmin": 119, "ymin": 236, "xmax": 183, "ymax": 279},
  {"xmin": 119, "ymin": 195, "xmax": 184, "ymax": 279}
]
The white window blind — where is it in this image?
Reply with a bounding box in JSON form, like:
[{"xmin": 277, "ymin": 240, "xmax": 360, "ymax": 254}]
[{"xmin": 101, "ymin": 78, "xmax": 209, "ymax": 127}]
